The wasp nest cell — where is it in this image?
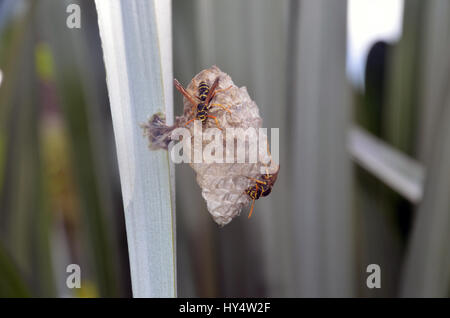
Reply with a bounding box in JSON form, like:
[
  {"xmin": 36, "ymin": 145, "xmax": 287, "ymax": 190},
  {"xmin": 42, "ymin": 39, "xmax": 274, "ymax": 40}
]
[{"xmin": 143, "ymin": 66, "xmax": 278, "ymax": 226}]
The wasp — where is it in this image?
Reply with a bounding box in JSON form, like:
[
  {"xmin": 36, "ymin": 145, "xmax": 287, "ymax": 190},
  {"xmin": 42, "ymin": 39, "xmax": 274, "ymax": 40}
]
[
  {"xmin": 245, "ymin": 140, "xmax": 280, "ymax": 218},
  {"xmin": 245, "ymin": 164, "xmax": 280, "ymax": 218},
  {"xmin": 174, "ymin": 77, "xmax": 232, "ymax": 130}
]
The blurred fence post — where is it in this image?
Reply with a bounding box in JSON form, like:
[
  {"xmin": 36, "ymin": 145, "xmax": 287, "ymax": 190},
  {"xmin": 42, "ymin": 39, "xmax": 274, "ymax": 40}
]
[
  {"xmin": 400, "ymin": 0, "xmax": 450, "ymax": 297},
  {"xmin": 95, "ymin": 0, "xmax": 176, "ymax": 297},
  {"xmin": 290, "ymin": 0, "xmax": 355, "ymax": 297},
  {"xmin": 400, "ymin": 88, "xmax": 450, "ymax": 297},
  {"xmin": 347, "ymin": 126, "xmax": 425, "ymax": 204}
]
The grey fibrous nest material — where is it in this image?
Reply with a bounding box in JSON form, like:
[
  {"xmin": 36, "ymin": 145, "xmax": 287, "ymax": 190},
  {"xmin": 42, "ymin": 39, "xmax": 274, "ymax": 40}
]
[{"xmin": 143, "ymin": 66, "xmax": 278, "ymax": 226}]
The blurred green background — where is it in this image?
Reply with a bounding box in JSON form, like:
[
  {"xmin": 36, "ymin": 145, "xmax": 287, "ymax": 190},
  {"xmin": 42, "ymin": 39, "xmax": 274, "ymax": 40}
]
[{"xmin": 0, "ymin": 0, "xmax": 449, "ymax": 297}]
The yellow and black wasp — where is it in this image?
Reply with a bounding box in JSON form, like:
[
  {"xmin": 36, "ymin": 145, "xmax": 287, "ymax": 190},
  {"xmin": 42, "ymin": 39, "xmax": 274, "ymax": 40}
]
[
  {"xmin": 245, "ymin": 164, "xmax": 280, "ymax": 218},
  {"xmin": 174, "ymin": 77, "xmax": 232, "ymax": 130},
  {"xmin": 244, "ymin": 140, "xmax": 280, "ymax": 218}
]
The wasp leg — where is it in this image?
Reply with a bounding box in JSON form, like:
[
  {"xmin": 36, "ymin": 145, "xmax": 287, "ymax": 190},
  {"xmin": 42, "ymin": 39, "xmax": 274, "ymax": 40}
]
[
  {"xmin": 245, "ymin": 177, "xmax": 267, "ymax": 185},
  {"xmin": 248, "ymin": 198, "xmax": 256, "ymax": 219},
  {"xmin": 248, "ymin": 183, "xmax": 259, "ymax": 219},
  {"xmin": 215, "ymin": 86, "xmax": 232, "ymax": 94},
  {"xmin": 209, "ymin": 103, "xmax": 232, "ymax": 114},
  {"xmin": 184, "ymin": 118, "xmax": 196, "ymax": 128},
  {"xmin": 207, "ymin": 115, "xmax": 223, "ymax": 130},
  {"xmin": 211, "ymin": 85, "xmax": 232, "ymax": 100}
]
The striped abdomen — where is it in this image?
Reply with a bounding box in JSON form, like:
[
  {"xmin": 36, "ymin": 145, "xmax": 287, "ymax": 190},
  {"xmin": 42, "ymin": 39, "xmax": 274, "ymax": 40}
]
[
  {"xmin": 245, "ymin": 173, "xmax": 276, "ymax": 201},
  {"xmin": 246, "ymin": 185, "xmax": 263, "ymax": 201},
  {"xmin": 196, "ymin": 103, "xmax": 208, "ymax": 122},
  {"xmin": 260, "ymin": 174, "xmax": 276, "ymax": 197}
]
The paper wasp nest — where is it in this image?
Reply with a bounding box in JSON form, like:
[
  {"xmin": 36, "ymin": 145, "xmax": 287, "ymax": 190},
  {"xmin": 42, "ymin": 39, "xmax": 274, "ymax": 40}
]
[{"xmin": 143, "ymin": 66, "xmax": 277, "ymax": 226}]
